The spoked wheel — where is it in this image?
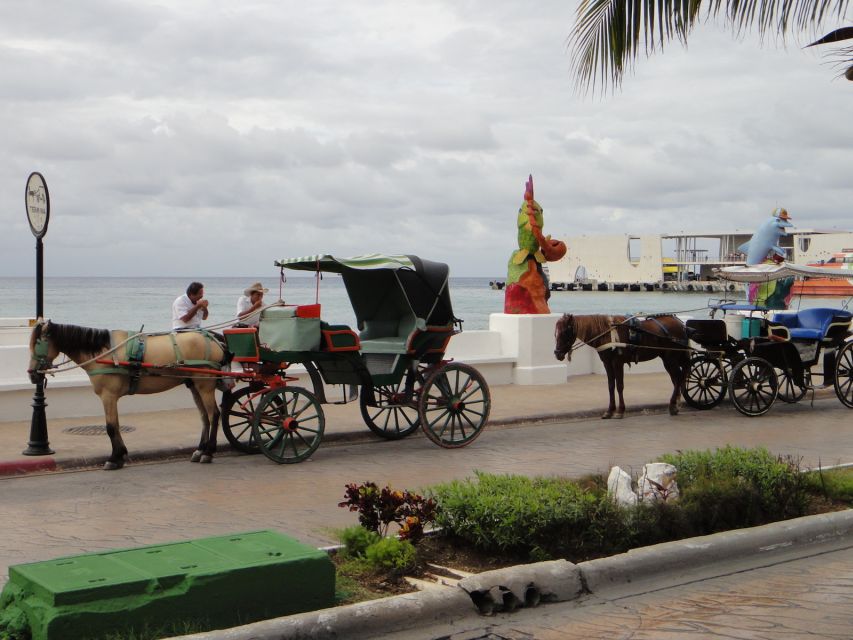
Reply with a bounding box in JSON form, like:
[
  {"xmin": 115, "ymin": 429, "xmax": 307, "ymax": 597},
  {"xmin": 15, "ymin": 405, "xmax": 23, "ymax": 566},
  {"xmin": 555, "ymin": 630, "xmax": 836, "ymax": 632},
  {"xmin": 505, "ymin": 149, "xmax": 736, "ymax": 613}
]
[
  {"xmin": 360, "ymin": 375, "xmax": 422, "ymax": 440},
  {"xmin": 777, "ymin": 369, "xmax": 810, "ymax": 404},
  {"xmin": 221, "ymin": 385, "xmax": 264, "ymax": 454},
  {"xmin": 252, "ymin": 387, "xmax": 325, "ymax": 464},
  {"xmin": 681, "ymin": 356, "xmax": 727, "ymax": 410},
  {"xmin": 728, "ymin": 357, "xmax": 779, "ymax": 417},
  {"xmin": 418, "ymin": 363, "xmax": 490, "ymax": 448},
  {"xmin": 834, "ymin": 342, "xmax": 853, "ymax": 408}
]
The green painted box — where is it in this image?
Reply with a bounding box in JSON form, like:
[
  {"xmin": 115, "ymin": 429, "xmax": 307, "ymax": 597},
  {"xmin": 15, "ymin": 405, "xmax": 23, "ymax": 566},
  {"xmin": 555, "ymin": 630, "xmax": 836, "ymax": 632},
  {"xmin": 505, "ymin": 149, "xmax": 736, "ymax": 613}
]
[{"xmin": 0, "ymin": 530, "xmax": 335, "ymax": 640}]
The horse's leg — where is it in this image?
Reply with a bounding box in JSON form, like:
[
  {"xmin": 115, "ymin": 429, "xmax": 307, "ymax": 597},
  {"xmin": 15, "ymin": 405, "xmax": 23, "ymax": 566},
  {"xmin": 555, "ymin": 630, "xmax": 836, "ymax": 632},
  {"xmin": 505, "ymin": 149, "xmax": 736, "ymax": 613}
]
[
  {"xmin": 101, "ymin": 393, "xmax": 128, "ymax": 470},
  {"xmin": 188, "ymin": 382, "xmax": 213, "ymax": 463},
  {"xmin": 199, "ymin": 382, "xmax": 221, "ymax": 462},
  {"xmin": 601, "ymin": 358, "xmax": 616, "ymax": 419},
  {"xmin": 663, "ymin": 355, "xmax": 686, "ymax": 416},
  {"xmin": 614, "ymin": 361, "xmax": 625, "ymax": 419}
]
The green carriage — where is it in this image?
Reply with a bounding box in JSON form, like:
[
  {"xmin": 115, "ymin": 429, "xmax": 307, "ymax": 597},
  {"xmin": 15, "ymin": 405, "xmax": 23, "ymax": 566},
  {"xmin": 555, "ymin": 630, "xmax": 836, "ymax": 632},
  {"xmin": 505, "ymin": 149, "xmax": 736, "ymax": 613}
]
[{"xmin": 220, "ymin": 254, "xmax": 491, "ymax": 464}]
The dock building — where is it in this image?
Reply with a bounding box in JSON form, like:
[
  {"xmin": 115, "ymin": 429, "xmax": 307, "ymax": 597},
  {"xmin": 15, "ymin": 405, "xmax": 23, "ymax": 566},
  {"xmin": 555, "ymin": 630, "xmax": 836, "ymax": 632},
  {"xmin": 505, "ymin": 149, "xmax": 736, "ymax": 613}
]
[{"xmin": 547, "ymin": 230, "xmax": 853, "ymax": 291}]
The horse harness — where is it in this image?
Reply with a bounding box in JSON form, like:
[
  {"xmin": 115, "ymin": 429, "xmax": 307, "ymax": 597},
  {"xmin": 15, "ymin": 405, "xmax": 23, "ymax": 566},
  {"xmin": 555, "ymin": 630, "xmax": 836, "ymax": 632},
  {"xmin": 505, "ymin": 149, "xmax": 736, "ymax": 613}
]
[
  {"xmin": 595, "ymin": 315, "xmax": 687, "ymax": 361},
  {"xmin": 88, "ymin": 330, "xmax": 223, "ymax": 394}
]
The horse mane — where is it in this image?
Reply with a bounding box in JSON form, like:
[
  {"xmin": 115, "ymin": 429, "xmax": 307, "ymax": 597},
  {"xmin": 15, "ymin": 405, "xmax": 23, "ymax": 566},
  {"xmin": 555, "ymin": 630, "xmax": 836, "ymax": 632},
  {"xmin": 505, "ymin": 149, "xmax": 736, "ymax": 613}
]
[
  {"xmin": 48, "ymin": 323, "xmax": 112, "ymax": 360},
  {"xmin": 573, "ymin": 314, "xmax": 626, "ymax": 344}
]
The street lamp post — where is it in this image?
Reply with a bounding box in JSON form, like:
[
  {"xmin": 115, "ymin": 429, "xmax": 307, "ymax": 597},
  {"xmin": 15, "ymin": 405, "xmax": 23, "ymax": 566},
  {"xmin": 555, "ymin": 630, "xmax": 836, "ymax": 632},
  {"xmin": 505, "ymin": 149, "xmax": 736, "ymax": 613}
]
[{"xmin": 23, "ymin": 171, "xmax": 54, "ymax": 456}]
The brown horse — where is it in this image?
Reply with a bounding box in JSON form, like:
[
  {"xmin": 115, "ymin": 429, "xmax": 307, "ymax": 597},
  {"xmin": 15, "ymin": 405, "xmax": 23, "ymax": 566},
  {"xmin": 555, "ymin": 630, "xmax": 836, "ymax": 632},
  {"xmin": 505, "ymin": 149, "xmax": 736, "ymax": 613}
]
[
  {"xmin": 554, "ymin": 314, "xmax": 690, "ymax": 419},
  {"xmin": 28, "ymin": 320, "xmax": 228, "ymax": 470}
]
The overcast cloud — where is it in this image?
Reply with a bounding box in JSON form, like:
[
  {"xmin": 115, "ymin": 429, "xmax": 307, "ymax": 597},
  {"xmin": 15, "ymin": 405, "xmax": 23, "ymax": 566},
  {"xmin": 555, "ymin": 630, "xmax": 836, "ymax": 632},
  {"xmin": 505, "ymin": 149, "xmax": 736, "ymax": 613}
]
[{"xmin": 1, "ymin": 0, "xmax": 850, "ymax": 278}]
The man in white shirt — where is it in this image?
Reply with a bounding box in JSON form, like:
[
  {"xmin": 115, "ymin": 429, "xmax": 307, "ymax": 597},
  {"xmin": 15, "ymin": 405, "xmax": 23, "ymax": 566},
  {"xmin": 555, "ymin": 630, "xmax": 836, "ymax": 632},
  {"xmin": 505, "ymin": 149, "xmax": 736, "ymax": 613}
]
[
  {"xmin": 172, "ymin": 282, "xmax": 209, "ymax": 330},
  {"xmin": 235, "ymin": 282, "xmax": 268, "ymax": 327}
]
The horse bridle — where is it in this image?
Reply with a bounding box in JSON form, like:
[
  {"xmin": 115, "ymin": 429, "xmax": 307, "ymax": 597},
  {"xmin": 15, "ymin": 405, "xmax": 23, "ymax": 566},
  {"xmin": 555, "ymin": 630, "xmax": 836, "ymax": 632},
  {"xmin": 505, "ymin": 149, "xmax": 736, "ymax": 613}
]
[{"xmin": 28, "ymin": 322, "xmax": 52, "ymax": 384}]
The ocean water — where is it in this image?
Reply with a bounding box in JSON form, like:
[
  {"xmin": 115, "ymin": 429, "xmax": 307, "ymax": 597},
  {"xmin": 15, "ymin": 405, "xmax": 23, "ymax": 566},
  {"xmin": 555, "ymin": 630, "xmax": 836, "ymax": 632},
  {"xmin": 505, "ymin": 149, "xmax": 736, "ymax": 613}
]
[{"xmin": 1, "ymin": 277, "xmax": 848, "ymax": 333}]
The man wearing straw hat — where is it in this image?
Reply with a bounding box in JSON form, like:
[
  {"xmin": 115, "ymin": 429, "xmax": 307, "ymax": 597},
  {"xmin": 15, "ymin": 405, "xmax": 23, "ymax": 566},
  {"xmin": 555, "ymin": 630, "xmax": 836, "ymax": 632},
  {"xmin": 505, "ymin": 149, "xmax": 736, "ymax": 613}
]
[{"xmin": 235, "ymin": 282, "xmax": 268, "ymax": 326}]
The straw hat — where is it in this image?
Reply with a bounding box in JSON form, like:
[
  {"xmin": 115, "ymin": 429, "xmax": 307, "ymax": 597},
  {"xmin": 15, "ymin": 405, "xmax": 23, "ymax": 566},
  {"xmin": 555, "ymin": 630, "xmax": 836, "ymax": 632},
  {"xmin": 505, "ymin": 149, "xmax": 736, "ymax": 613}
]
[
  {"xmin": 244, "ymin": 282, "xmax": 268, "ymax": 296},
  {"xmin": 773, "ymin": 207, "xmax": 791, "ymax": 221}
]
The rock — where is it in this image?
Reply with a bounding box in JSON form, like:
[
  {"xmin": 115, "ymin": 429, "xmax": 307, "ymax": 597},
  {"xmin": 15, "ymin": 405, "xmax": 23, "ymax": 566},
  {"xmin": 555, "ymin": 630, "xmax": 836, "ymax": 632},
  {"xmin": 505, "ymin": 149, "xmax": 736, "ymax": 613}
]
[
  {"xmin": 638, "ymin": 462, "xmax": 679, "ymax": 503},
  {"xmin": 607, "ymin": 466, "xmax": 637, "ymax": 506}
]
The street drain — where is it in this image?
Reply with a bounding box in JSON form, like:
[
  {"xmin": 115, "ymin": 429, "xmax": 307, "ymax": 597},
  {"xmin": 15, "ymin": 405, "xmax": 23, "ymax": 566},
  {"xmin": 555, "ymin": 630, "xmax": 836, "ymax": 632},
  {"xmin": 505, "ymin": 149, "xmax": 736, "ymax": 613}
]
[{"xmin": 62, "ymin": 425, "xmax": 136, "ymax": 436}]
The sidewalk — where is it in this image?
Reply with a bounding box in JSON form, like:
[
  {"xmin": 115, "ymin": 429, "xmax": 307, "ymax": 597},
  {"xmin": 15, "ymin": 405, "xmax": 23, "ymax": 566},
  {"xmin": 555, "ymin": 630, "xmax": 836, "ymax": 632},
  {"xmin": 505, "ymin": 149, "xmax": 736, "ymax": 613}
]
[{"xmin": 0, "ymin": 372, "xmax": 681, "ymax": 475}]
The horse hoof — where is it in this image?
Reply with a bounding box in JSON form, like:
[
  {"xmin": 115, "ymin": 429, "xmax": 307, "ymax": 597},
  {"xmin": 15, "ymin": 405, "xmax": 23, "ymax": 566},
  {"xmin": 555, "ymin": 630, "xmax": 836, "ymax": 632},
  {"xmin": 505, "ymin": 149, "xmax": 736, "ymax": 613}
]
[
  {"xmin": 103, "ymin": 460, "xmax": 124, "ymax": 471},
  {"xmin": 613, "ymin": 413, "xmax": 624, "ymax": 420},
  {"xmin": 190, "ymin": 450, "xmax": 203, "ymax": 463},
  {"xmin": 200, "ymin": 455, "xmax": 213, "ymax": 464},
  {"xmin": 669, "ymin": 406, "xmax": 679, "ymax": 416},
  {"xmin": 601, "ymin": 413, "xmax": 612, "ymax": 420}
]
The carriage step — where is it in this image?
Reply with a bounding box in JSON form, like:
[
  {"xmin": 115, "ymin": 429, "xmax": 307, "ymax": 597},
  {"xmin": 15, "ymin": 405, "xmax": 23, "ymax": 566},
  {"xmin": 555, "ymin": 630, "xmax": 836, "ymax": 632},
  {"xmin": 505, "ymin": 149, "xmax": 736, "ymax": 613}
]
[{"xmin": 0, "ymin": 530, "xmax": 334, "ymax": 640}]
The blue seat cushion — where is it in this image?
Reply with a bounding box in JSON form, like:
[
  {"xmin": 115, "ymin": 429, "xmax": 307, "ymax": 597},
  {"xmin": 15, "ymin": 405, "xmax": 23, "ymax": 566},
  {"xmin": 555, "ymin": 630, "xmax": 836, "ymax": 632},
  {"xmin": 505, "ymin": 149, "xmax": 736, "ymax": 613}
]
[{"xmin": 789, "ymin": 328, "xmax": 823, "ymax": 340}]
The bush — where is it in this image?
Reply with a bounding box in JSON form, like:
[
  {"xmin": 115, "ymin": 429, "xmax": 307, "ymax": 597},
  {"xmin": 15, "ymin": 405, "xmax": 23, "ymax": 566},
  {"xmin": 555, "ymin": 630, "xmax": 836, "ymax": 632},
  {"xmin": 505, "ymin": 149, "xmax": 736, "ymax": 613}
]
[
  {"xmin": 338, "ymin": 525, "xmax": 381, "ymax": 559},
  {"xmin": 661, "ymin": 445, "xmax": 809, "ymax": 522},
  {"xmin": 364, "ymin": 538, "xmax": 417, "ymax": 572},
  {"xmin": 338, "ymin": 482, "xmax": 437, "ymax": 544},
  {"xmin": 803, "ymin": 467, "xmax": 853, "ymax": 504},
  {"xmin": 429, "ymin": 471, "xmax": 607, "ymax": 557}
]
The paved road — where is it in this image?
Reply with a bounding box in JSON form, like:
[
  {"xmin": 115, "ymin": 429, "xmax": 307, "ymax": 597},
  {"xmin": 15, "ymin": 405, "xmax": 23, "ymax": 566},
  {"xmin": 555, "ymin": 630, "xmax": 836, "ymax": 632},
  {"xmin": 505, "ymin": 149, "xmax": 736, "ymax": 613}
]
[
  {"xmin": 3, "ymin": 397, "xmax": 852, "ymax": 589},
  {"xmin": 379, "ymin": 541, "xmax": 853, "ymax": 640}
]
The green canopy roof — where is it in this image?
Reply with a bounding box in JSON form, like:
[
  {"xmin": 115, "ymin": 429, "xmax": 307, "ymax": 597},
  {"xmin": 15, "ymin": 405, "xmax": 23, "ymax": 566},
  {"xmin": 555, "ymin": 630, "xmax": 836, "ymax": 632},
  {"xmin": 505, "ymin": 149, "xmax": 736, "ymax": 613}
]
[
  {"xmin": 275, "ymin": 254, "xmax": 415, "ymax": 273},
  {"xmin": 274, "ymin": 253, "xmax": 455, "ymax": 329}
]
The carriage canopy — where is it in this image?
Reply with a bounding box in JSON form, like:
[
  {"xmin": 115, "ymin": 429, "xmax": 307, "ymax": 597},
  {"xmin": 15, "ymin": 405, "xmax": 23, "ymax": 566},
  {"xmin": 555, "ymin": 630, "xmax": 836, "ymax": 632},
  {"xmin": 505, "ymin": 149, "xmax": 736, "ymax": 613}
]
[{"xmin": 274, "ymin": 253, "xmax": 455, "ymax": 331}]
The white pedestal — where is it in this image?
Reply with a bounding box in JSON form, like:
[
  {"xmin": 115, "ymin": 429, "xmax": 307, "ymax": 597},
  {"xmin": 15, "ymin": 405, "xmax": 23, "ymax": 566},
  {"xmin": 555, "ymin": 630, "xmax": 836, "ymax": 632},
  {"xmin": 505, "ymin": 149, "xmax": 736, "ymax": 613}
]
[{"xmin": 489, "ymin": 313, "xmax": 568, "ymax": 385}]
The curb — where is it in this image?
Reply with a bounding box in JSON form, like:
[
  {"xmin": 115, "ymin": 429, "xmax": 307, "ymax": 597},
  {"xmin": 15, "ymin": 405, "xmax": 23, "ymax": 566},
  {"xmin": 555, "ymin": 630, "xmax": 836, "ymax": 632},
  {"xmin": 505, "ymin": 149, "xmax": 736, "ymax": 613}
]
[
  {"xmin": 0, "ymin": 457, "xmax": 56, "ymax": 476},
  {"xmin": 167, "ymin": 509, "xmax": 853, "ymax": 640},
  {"xmin": 0, "ymin": 405, "xmax": 673, "ymax": 477}
]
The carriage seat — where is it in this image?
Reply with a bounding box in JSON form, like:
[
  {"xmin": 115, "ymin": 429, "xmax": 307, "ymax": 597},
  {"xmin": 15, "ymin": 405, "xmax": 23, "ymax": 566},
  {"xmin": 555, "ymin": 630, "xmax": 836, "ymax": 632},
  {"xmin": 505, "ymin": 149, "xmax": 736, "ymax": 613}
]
[
  {"xmin": 769, "ymin": 308, "xmax": 852, "ymax": 342},
  {"xmin": 358, "ymin": 315, "xmax": 420, "ymax": 354}
]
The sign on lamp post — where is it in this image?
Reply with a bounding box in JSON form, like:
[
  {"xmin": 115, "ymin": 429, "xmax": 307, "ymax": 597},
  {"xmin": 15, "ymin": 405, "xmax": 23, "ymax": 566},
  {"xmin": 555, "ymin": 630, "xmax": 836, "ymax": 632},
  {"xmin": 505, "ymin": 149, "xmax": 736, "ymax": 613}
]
[{"xmin": 23, "ymin": 172, "xmax": 54, "ymax": 456}]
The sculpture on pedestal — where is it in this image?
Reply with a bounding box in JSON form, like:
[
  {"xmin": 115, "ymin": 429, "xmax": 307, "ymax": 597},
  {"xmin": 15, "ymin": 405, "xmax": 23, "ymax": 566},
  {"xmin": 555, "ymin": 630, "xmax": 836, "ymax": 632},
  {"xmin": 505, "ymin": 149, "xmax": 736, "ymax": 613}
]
[
  {"xmin": 738, "ymin": 208, "xmax": 795, "ymax": 309},
  {"xmin": 503, "ymin": 175, "xmax": 567, "ymax": 314}
]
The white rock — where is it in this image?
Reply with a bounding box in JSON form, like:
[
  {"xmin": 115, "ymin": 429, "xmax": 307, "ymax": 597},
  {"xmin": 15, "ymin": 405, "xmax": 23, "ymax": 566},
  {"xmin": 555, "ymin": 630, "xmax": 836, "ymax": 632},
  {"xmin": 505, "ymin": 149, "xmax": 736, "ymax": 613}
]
[
  {"xmin": 607, "ymin": 466, "xmax": 637, "ymax": 506},
  {"xmin": 638, "ymin": 462, "xmax": 679, "ymax": 503}
]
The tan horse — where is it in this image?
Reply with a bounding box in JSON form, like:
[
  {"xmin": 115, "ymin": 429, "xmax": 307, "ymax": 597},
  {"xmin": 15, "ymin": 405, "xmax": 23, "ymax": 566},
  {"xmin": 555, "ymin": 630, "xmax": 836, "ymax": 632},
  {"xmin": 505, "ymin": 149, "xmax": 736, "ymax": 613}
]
[
  {"xmin": 28, "ymin": 320, "xmax": 227, "ymax": 470},
  {"xmin": 554, "ymin": 313, "xmax": 689, "ymax": 419}
]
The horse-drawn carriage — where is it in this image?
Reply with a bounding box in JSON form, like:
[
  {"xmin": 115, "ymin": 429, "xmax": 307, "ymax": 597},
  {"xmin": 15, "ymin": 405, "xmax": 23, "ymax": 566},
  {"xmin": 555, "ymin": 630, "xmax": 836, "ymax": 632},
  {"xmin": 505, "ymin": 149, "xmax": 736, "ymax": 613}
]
[
  {"xmin": 681, "ymin": 264, "xmax": 853, "ymax": 416},
  {"xmin": 27, "ymin": 254, "xmax": 490, "ymax": 469},
  {"xmin": 220, "ymin": 254, "xmax": 491, "ymax": 463}
]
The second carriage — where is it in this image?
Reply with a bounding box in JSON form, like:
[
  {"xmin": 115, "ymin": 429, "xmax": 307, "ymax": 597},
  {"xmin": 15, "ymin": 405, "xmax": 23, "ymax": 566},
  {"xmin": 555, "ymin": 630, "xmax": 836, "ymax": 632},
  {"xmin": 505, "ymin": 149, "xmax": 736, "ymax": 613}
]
[
  {"xmin": 681, "ymin": 263, "xmax": 853, "ymax": 416},
  {"xmin": 219, "ymin": 254, "xmax": 491, "ymax": 464}
]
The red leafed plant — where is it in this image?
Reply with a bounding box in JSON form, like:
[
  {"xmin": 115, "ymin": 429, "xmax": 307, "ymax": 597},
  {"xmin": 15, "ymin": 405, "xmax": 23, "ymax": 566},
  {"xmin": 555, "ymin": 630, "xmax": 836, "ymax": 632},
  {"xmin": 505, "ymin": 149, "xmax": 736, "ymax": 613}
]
[{"xmin": 339, "ymin": 482, "xmax": 437, "ymax": 544}]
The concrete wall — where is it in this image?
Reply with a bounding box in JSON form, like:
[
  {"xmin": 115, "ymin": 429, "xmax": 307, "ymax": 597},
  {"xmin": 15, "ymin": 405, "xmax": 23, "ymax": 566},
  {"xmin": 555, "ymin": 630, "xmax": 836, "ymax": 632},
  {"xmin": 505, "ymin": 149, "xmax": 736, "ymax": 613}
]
[
  {"xmin": 549, "ymin": 235, "xmax": 663, "ymax": 284},
  {"xmin": 0, "ymin": 314, "xmax": 669, "ymax": 423}
]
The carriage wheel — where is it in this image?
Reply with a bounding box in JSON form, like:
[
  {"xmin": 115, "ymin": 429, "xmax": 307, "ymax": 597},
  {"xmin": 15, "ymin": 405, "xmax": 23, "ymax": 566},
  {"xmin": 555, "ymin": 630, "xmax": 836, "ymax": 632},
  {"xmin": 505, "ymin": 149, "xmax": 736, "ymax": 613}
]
[
  {"xmin": 418, "ymin": 363, "xmax": 490, "ymax": 448},
  {"xmin": 833, "ymin": 342, "xmax": 853, "ymax": 408},
  {"xmin": 728, "ymin": 357, "xmax": 778, "ymax": 417},
  {"xmin": 252, "ymin": 387, "xmax": 325, "ymax": 464},
  {"xmin": 360, "ymin": 377, "xmax": 421, "ymax": 440},
  {"xmin": 777, "ymin": 369, "xmax": 809, "ymax": 404},
  {"xmin": 220, "ymin": 385, "xmax": 265, "ymax": 454},
  {"xmin": 681, "ymin": 356, "xmax": 727, "ymax": 410}
]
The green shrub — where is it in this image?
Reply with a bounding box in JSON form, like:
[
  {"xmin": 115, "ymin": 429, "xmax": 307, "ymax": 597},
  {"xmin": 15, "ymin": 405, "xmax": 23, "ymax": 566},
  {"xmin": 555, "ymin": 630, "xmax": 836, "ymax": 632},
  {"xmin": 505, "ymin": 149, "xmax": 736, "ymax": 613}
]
[
  {"xmin": 338, "ymin": 525, "xmax": 381, "ymax": 559},
  {"xmin": 661, "ymin": 445, "xmax": 808, "ymax": 521},
  {"xmin": 429, "ymin": 471, "xmax": 605, "ymax": 556},
  {"xmin": 803, "ymin": 467, "xmax": 853, "ymax": 504},
  {"xmin": 364, "ymin": 538, "xmax": 417, "ymax": 572}
]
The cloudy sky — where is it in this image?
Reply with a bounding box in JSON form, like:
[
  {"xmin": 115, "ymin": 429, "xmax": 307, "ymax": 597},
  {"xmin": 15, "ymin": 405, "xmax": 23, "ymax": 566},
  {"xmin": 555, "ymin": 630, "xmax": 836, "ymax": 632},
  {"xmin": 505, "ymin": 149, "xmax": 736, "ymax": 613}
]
[{"xmin": 1, "ymin": 0, "xmax": 850, "ymax": 278}]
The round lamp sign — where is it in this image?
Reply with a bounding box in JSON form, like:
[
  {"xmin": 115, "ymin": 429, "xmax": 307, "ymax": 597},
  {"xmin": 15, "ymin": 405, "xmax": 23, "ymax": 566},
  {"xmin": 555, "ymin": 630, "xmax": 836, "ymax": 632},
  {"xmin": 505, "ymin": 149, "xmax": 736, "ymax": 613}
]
[{"xmin": 25, "ymin": 172, "xmax": 50, "ymax": 238}]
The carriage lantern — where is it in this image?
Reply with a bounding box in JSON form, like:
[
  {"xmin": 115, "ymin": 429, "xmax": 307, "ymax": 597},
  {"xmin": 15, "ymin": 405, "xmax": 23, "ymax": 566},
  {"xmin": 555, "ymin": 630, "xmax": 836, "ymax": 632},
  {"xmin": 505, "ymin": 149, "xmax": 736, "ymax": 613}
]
[{"xmin": 23, "ymin": 171, "xmax": 54, "ymax": 456}]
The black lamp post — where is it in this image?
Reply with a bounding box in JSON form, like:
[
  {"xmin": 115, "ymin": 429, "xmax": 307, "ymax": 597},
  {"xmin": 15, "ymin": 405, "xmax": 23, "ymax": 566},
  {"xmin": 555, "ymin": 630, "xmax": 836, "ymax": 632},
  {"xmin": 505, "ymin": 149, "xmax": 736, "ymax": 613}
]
[{"xmin": 23, "ymin": 171, "xmax": 54, "ymax": 456}]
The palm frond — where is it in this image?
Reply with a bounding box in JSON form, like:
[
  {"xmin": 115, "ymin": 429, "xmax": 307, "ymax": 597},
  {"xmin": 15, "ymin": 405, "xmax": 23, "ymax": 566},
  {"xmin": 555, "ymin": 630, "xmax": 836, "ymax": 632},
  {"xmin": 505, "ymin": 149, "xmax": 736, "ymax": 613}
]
[{"xmin": 570, "ymin": 0, "xmax": 851, "ymax": 93}]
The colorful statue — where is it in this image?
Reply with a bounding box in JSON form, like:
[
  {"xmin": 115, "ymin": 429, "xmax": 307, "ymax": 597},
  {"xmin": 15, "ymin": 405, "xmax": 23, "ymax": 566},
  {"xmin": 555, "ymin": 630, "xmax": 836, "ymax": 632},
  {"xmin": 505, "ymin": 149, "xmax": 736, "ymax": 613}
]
[
  {"xmin": 738, "ymin": 208, "xmax": 792, "ymax": 265},
  {"xmin": 503, "ymin": 175, "xmax": 567, "ymax": 314},
  {"xmin": 743, "ymin": 208, "xmax": 795, "ymax": 309}
]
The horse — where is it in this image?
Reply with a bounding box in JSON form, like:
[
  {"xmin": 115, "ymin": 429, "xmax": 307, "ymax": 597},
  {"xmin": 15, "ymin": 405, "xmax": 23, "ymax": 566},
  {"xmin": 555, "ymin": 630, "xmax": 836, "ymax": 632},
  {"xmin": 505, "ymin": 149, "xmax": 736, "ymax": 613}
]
[
  {"xmin": 554, "ymin": 314, "xmax": 690, "ymax": 419},
  {"xmin": 28, "ymin": 320, "xmax": 228, "ymax": 470}
]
